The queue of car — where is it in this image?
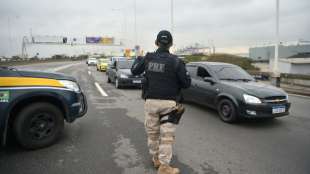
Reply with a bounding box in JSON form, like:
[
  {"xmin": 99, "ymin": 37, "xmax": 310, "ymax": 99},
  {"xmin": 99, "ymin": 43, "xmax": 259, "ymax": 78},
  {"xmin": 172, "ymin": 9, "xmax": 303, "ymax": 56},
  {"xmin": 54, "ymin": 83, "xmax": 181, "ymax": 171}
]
[
  {"xmin": 0, "ymin": 56, "xmax": 291, "ymax": 150},
  {"xmin": 93, "ymin": 57, "xmax": 291, "ymax": 123}
]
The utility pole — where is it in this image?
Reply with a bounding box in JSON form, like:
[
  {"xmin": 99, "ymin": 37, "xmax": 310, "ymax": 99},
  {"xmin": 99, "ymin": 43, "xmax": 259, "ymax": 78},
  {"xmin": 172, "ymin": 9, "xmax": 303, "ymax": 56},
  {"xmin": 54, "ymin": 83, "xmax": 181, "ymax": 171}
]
[
  {"xmin": 272, "ymin": 0, "xmax": 280, "ymax": 87},
  {"xmin": 7, "ymin": 17, "xmax": 13, "ymax": 55},
  {"xmin": 134, "ymin": 0, "xmax": 137, "ymax": 47},
  {"xmin": 171, "ymin": 0, "xmax": 174, "ymax": 34},
  {"xmin": 112, "ymin": 8, "xmax": 127, "ymax": 46},
  {"xmin": 170, "ymin": 0, "xmax": 176, "ymax": 53}
]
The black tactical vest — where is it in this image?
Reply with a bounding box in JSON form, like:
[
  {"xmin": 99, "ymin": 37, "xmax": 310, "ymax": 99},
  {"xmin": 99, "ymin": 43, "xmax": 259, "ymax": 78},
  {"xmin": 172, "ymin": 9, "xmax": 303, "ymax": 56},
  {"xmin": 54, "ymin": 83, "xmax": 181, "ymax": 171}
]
[{"xmin": 144, "ymin": 52, "xmax": 180, "ymax": 101}]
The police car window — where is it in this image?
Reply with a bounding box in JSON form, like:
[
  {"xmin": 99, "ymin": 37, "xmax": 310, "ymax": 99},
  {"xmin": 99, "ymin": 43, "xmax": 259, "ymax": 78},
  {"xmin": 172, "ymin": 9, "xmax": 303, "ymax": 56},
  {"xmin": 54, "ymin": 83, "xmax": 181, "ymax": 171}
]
[{"xmin": 197, "ymin": 66, "xmax": 211, "ymax": 78}]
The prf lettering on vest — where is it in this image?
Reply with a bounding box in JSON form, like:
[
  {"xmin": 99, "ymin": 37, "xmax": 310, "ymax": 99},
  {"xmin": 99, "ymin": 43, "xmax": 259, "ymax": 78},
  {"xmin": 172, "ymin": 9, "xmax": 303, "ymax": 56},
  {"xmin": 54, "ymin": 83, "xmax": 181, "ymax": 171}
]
[{"xmin": 148, "ymin": 62, "xmax": 165, "ymax": 73}]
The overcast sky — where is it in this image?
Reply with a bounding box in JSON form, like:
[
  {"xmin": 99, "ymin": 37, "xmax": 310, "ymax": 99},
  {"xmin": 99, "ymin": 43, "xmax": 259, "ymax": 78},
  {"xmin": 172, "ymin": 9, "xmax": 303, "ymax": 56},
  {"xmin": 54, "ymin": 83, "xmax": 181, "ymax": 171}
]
[{"xmin": 0, "ymin": 0, "xmax": 309, "ymax": 57}]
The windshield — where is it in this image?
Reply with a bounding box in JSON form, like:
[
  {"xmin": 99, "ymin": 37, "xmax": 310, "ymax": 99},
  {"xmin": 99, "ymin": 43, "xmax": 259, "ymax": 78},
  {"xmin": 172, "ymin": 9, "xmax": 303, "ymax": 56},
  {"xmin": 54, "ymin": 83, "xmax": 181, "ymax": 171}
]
[
  {"xmin": 210, "ymin": 65, "xmax": 254, "ymax": 81},
  {"xmin": 117, "ymin": 61, "xmax": 134, "ymax": 69}
]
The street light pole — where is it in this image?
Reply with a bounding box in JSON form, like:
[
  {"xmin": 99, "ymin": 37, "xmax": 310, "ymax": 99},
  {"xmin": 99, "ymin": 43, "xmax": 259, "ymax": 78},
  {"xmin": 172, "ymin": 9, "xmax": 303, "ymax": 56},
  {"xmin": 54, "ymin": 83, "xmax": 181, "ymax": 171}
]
[
  {"xmin": 272, "ymin": 0, "xmax": 280, "ymax": 87},
  {"xmin": 171, "ymin": 0, "xmax": 174, "ymax": 34},
  {"xmin": 134, "ymin": 0, "xmax": 137, "ymax": 47},
  {"xmin": 112, "ymin": 8, "xmax": 127, "ymax": 46},
  {"xmin": 274, "ymin": 0, "xmax": 279, "ymax": 74},
  {"xmin": 170, "ymin": 0, "xmax": 176, "ymax": 53}
]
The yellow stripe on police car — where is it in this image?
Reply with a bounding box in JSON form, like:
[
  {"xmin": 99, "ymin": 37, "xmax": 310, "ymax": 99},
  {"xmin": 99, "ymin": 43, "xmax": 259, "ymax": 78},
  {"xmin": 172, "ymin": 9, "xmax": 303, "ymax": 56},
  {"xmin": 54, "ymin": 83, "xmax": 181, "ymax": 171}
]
[{"xmin": 0, "ymin": 77, "xmax": 64, "ymax": 87}]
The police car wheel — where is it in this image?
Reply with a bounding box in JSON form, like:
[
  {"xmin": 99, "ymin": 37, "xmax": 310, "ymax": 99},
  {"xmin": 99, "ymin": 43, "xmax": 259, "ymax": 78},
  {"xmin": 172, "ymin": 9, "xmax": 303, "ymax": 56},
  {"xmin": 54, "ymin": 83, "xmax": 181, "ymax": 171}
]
[
  {"xmin": 217, "ymin": 99, "xmax": 238, "ymax": 123},
  {"xmin": 13, "ymin": 102, "xmax": 64, "ymax": 150}
]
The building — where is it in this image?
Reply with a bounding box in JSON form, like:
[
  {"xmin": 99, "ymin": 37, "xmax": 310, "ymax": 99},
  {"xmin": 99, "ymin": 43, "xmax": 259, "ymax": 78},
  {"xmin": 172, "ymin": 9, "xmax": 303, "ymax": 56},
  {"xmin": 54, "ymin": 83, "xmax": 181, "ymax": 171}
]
[
  {"xmin": 249, "ymin": 41, "xmax": 310, "ymax": 61},
  {"xmin": 271, "ymin": 58, "xmax": 310, "ymax": 75}
]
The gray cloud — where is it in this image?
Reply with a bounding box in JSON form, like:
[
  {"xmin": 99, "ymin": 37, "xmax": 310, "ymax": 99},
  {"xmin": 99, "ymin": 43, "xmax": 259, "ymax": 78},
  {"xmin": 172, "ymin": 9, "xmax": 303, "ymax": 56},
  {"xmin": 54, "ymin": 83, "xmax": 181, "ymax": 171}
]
[{"xmin": 0, "ymin": 0, "xmax": 309, "ymax": 57}]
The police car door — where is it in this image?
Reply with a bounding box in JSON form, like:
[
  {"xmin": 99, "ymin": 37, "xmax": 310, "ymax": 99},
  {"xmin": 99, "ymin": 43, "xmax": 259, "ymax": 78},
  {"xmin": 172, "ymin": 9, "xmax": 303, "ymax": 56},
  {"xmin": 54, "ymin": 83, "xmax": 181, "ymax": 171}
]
[{"xmin": 194, "ymin": 66, "xmax": 218, "ymax": 107}]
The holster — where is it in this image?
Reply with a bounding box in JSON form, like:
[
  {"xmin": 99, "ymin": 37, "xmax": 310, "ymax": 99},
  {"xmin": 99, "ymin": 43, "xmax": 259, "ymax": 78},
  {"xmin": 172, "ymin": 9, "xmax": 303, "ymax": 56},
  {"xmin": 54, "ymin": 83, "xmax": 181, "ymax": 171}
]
[{"xmin": 159, "ymin": 104, "xmax": 185, "ymax": 125}]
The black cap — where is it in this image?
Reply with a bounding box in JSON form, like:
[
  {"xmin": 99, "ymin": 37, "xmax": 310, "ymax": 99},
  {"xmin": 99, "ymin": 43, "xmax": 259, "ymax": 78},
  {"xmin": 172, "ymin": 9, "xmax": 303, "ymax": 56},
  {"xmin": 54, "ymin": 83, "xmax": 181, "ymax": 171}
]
[{"xmin": 156, "ymin": 30, "xmax": 173, "ymax": 46}]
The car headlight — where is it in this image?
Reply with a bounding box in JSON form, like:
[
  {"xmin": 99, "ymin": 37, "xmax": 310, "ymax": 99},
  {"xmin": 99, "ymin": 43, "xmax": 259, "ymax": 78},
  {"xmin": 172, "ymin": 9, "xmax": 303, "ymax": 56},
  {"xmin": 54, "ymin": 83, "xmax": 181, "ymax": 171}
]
[
  {"xmin": 120, "ymin": 74, "xmax": 128, "ymax": 78},
  {"xmin": 59, "ymin": 80, "xmax": 80, "ymax": 92},
  {"xmin": 285, "ymin": 94, "xmax": 289, "ymax": 102},
  {"xmin": 243, "ymin": 94, "xmax": 262, "ymax": 104}
]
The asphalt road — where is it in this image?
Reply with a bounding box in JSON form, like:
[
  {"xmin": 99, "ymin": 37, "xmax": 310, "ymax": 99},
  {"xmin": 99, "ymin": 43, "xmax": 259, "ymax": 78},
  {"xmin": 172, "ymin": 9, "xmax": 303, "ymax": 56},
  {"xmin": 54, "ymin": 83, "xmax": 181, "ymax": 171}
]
[{"xmin": 1, "ymin": 62, "xmax": 310, "ymax": 174}]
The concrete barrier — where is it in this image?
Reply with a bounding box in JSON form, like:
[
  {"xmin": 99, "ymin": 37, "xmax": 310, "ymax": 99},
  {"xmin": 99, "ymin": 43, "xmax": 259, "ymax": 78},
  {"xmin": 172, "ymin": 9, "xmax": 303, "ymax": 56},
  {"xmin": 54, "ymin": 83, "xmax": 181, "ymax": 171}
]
[{"xmin": 281, "ymin": 78, "xmax": 310, "ymax": 87}]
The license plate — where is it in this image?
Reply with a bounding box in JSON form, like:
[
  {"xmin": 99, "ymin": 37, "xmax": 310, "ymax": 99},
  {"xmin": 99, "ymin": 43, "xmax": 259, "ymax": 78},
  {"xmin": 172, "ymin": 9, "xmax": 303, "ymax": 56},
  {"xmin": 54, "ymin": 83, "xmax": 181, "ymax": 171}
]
[
  {"xmin": 272, "ymin": 106, "xmax": 286, "ymax": 114},
  {"xmin": 133, "ymin": 80, "xmax": 141, "ymax": 84}
]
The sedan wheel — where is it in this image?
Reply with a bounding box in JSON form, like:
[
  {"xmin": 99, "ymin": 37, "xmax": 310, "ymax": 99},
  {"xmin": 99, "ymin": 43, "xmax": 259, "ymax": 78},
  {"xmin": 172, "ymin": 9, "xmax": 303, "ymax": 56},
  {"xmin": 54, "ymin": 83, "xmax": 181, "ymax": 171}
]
[{"xmin": 217, "ymin": 99, "xmax": 238, "ymax": 123}]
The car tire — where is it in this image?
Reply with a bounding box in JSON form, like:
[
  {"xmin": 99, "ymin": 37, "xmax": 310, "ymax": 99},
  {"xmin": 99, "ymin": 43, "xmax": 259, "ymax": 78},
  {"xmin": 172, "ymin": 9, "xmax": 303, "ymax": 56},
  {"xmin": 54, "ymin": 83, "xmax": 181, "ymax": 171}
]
[
  {"xmin": 107, "ymin": 77, "xmax": 111, "ymax": 83},
  {"xmin": 13, "ymin": 102, "xmax": 64, "ymax": 150},
  {"xmin": 217, "ymin": 99, "xmax": 238, "ymax": 123},
  {"xmin": 115, "ymin": 78, "xmax": 121, "ymax": 89}
]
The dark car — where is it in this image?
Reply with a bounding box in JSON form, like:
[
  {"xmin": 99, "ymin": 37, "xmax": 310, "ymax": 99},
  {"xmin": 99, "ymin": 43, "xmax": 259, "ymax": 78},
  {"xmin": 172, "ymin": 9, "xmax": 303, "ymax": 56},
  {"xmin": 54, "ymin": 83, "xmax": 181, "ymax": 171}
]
[
  {"xmin": 106, "ymin": 57, "xmax": 127, "ymax": 75},
  {"xmin": 0, "ymin": 66, "xmax": 87, "ymax": 149},
  {"xmin": 182, "ymin": 62, "xmax": 291, "ymax": 123},
  {"xmin": 106, "ymin": 60, "xmax": 143, "ymax": 88}
]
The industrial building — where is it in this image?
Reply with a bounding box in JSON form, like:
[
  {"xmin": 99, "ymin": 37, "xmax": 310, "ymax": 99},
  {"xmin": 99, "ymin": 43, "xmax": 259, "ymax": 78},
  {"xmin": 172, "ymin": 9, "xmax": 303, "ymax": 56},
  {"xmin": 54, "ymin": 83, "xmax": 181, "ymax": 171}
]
[
  {"xmin": 249, "ymin": 41, "xmax": 310, "ymax": 61},
  {"xmin": 268, "ymin": 58, "xmax": 310, "ymax": 75}
]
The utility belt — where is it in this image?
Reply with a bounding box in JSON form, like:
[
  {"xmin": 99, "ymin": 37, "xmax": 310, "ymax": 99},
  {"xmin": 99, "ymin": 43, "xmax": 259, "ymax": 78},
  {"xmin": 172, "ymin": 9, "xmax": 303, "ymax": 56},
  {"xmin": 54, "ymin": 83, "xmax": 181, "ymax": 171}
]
[{"xmin": 159, "ymin": 104, "xmax": 185, "ymax": 125}]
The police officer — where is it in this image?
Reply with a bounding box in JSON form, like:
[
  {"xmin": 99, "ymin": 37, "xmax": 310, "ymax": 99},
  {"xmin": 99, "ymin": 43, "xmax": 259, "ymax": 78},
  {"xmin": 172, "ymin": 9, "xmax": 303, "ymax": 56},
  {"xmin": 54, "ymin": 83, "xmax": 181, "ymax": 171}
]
[{"xmin": 131, "ymin": 30, "xmax": 191, "ymax": 174}]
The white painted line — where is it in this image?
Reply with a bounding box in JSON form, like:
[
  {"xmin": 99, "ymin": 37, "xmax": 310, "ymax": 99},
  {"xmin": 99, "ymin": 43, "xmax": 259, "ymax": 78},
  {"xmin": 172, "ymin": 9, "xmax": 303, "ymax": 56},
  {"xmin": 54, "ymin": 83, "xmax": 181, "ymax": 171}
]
[
  {"xmin": 95, "ymin": 82, "xmax": 108, "ymax": 97},
  {"xmin": 288, "ymin": 93, "xmax": 310, "ymax": 100},
  {"xmin": 88, "ymin": 71, "xmax": 91, "ymax": 75}
]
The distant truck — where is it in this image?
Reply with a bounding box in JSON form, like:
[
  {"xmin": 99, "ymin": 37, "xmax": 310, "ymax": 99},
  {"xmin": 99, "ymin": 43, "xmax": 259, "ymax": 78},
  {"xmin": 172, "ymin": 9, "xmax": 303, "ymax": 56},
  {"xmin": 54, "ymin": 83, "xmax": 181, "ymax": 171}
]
[{"xmin": 0, "ymin": 66, "xmax": 87, "ymax": 149}]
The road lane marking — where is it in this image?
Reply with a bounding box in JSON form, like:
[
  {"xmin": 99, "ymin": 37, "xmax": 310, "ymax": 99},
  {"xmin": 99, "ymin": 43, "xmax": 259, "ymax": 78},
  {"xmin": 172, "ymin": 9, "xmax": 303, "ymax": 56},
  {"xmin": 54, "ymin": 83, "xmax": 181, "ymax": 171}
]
[
  {"xmin": 88, "ymin": 71, "xmax": 91, "ymax": 75},
  {"xmin": 95, "ymin": 82, "xmax": 108, "ymax": 97}
]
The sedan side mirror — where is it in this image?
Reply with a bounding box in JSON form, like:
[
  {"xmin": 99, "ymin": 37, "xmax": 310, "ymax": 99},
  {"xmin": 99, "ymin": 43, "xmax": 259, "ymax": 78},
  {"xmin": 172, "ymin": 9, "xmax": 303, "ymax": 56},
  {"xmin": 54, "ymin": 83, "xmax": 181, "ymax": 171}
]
[{"xmin": 204, "ymin": 77, "xmax": 216, "ymax": 84}]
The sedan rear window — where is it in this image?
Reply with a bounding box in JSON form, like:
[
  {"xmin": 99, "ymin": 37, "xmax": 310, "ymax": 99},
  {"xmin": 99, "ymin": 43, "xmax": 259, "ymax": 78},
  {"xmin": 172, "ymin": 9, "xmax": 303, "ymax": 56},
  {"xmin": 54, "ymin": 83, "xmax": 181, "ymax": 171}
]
[{"xmin": 117, "ymin": 61, "xmax": 134, "ymax": 69}]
